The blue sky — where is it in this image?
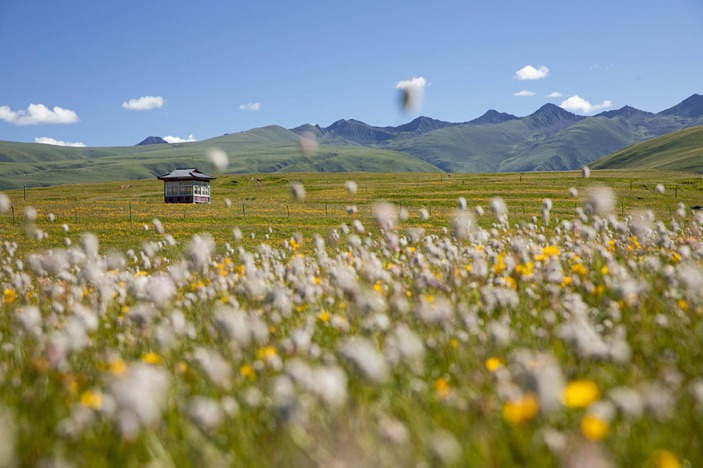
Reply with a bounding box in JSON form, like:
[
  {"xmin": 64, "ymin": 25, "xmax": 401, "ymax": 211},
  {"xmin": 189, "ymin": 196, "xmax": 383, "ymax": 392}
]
[{"xmin": 1, "ymin": 0, "xmax": 701, "ymax": 147}]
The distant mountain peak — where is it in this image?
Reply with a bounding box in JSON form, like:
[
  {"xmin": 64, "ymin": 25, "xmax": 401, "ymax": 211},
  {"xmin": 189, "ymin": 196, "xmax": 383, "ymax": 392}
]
[
  {"xmin": 136, "ymin": 136, "xmax": 168, "ymax": 146},
  {"xmin": 596, "ymin": 105, "xmax": 653, "ymax": 119},
  {"xmin": 658, "ymin": 93, "xmax": 703, "ymax": 119},
  {"xmin": 469, "ymin": 109, "xmax": 518, "ymax": 125}
]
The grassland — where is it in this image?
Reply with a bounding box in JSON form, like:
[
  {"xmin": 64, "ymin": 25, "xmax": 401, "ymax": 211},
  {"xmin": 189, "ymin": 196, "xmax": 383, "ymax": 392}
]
[
  {"xmin": 592, "ymin": 125, "xmax": 703, "ymax": 173},
  {"xmin": 0, "ymin": 170, "xmax": 702, "ymax": 466},
  {"xmin": 1, "ymin": 170, "xmax": 701, "ymax": 254}
]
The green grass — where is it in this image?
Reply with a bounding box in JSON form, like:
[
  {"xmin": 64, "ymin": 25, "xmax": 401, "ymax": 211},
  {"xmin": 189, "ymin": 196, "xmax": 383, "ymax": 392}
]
[
  {"xmin": 592, "ymin": 125, "xmax": 703, "ymax": 173},
  {"xmin": 1, "ymin": 170, "xmax": 701, "ymax": 255}
]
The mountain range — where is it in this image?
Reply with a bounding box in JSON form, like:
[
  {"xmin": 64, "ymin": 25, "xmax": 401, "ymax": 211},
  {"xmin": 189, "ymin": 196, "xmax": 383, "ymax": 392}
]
[
  {"xmin": 0, "ymin": 93, "xmax": 701, "ymax": 189},
  {"xmin": 289, "ymin": 94, "xmax": 703, "ymax": 173}
]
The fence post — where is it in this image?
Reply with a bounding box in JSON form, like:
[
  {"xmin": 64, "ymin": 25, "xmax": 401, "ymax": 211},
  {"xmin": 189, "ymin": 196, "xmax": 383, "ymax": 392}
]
[
  {"xmin": 129, "ymin": 202, "xmax": 132, "ymax": 222},
  {"xmin": 11, "ymin": 205, "xmax": 14, "ymax": 224},
  {"xmin": 242, "ymin": 202, "xmax": 246, "ymax": 216},
  {"xmin": 287, "ymin": 204, "xmax": 290, "ymax": 217},
  {"xmin": 23, "ymin": 185, "xmax": 26, "ymax": 201}
]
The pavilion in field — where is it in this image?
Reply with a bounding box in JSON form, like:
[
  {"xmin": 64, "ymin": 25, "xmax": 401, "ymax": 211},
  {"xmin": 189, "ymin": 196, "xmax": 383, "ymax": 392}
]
[{"xmin": 157, "ymin": 168, "xmax": 216, "ymax": 204}]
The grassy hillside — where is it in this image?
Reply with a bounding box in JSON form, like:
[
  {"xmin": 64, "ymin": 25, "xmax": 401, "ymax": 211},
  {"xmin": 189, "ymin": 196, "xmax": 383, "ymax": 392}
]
[
  {"xmin": 592, "ymin": 126, "xmax": 703, "ymax": 173},
  {"xmin": 0, "ymin": 126, "xmax": 439, "ymax": 189}
]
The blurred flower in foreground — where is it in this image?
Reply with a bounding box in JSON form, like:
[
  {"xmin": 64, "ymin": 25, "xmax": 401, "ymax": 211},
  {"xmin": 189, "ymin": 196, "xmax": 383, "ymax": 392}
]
[
  {"xmin": 298, "ymin": 131, "xmax": 318, "ymax": 156},
  {"xmin": 207, "ymin": 147, "xmax": 228, "ymax": 171},
  {"xmin": 562, "ymin": 380, "xmax": 600, "ymax": 408},
  {"xmin": 395, "ymin": 76, "xmax": 427, "ymax": 113},
  {"xmin": 503, "ymin": 394, "xmax": 539, "ymax": 424}
]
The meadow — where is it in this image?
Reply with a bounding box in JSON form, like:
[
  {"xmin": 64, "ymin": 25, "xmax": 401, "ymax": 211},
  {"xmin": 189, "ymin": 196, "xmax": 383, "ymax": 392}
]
[{"xmin": 0, "ymin": 169, "xmax": 702, "ymax": 466}]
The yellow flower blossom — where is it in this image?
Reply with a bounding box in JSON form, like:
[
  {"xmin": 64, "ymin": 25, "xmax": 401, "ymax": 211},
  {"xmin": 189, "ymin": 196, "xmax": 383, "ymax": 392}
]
[
  {"xmin": 434, "ymin": 377, "xmax": 450, "ymax": 398},
  {"xmin": 581, "ymin": 414, "xmax": 608, "ymax": 441},
  {"xmin": 653, "ymin": 450, "xmax": 681, "ymax": 468},
  {"xmin": 678, "ymin": 299, "xmax": 688, "ymax": 310},
  {"xmin": 485, "ymin": 357, "xmax": 504, "ymax": 372},
  {"xmin": 562, "ymin": 379, "xmax": 600, "ymax": 408},
  {"xmin": 3, "ymin": 288, "xmax": 17, "ymax": 305},
  {"xmin": 240, "ymin": 364, "xmax": 255, "ymax": 380},
  {"xmin": 601, "ymin": 266, "xmax": 609, "ymax": 275},
  {"xmin": 515, "ymin": 262, "xmax": 534, "ymax": 278},
  {"xmin": 318, "ymin": 310, "xmax": 330, "ymax": 322},
  {"xmin": 109, "ymin": 358, "xmax": 127, "ymax": 376},
  {"xmin": 571, "ymin": 264, "xmax": 588, "ymax": 276},
  {"xmin": 542, "ymin": 245, "xmax": 560, "ymax": 257},
  {"xmin": 503, "ymin": 394, "xmax": 539, "ymax": 424},
  {"xmin": 493, "ymin": 253, "xmax": 506, "ymax": 274},
  {"xmin": 257, "ymin": 346, "xmax": 277, "ymax": 360},
  {"xmin": 141, "ymin": 352, "xmax": 161, "ymax": 365},
  {"xmin": 80, "ymin": 390, "xmax": 103, "ymax": 410}
]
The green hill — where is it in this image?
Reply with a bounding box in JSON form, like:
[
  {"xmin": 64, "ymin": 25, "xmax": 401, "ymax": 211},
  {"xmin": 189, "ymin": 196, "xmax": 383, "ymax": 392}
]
[
  {"xmin": 0, "ymin": 126, "xmax": 439, "ymax": 190},
  {"xmin": 591, "ymin": 126, "xmax": 703, "ymax": 173}
]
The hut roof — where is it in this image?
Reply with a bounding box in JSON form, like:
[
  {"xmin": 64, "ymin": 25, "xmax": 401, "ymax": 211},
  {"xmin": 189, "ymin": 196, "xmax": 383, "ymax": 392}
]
[{"xmin": 157, "ymin": 168, "xmax": 216, "ymax": 181}]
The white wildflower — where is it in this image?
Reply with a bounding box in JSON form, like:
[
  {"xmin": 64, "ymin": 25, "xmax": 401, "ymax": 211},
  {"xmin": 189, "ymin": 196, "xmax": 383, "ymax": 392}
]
[
  {"xmin": 339, "ymin": 337, "xmax": 389, "ymax": 383},
  {"xmin": 290, "ymin": 182, "xmax": 305, "ymax": 201}
]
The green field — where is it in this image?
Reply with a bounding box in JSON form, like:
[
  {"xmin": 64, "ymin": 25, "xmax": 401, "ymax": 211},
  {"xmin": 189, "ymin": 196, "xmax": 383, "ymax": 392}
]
[
  {"xmin": 592, "ymin": 125, "xmax": 703, "ymax": 173},
  {"xmin": 0, "ymin": 170, "xmax": 702, "ymax": 466}
]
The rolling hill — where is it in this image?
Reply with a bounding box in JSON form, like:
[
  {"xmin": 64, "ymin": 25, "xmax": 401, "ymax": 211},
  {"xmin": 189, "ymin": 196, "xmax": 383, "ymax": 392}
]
[
  {"xmin": 0, "ymin": 126, "xmax": 439, "ymax": 190},
  {"xmin": 591, "ymin": 125, "xmax": 703, "ymax": 173},
  {"xmin": 1, "ymin": 93, "xmax": 702, "ymax": 189}
]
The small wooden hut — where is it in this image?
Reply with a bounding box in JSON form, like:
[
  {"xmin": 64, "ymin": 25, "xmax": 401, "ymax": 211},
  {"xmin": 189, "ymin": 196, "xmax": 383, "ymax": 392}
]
[{"xmin": 157, "ymin": 168, "xmax": 216, "ymax": 204}]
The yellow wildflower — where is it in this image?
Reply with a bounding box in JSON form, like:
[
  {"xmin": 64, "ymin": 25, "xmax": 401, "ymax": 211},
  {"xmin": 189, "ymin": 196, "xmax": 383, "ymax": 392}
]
[
  {"xmin": 109, "ymin": 358, "xmax": 127, "ymax": 376},
  {"xmin": 515, "ymin": 262, "xmax": 534, "ymax": 278},
  {"xmin": 80, "ymin": 390, "xmax": 103, "ymax": 410},
  {"xmin": 542, "ymin": 245, "xmax": 560, "ymax": 257},
  {"xmin": 678, "ymin": 299, "xmax": 688, "ymax": 310},
  {"xmin": 240, "ymin": 364, "xmax": 255, "ymax": 380},
  {"xmin": 571, "ymin": 264, "xmax": 588, "ymax": 276},
  {"xmin": 317, "ymin": 310, "xmax": 330, "ymax": 322},
  {"xmin": 434, "ymin": 377, "xmax": 450, "ymax": 398},
  {"xmin": 580, "ymin": 414, "xmax": 609, "ymax": 441},
  {"xmin": 485, "ymin": 357, "xmax": 504, "ymax": 372},
  {"xmin": 141, "ymin": 352, "xmax": 161, "ymax": 365},
  {"xmin": 3, "ymin": 288, "xmax": 17, "ymax": 305},
  {"xmin": 257, "ymin": 346, "xmax": 277, "ymax": 360},
  {"xmin": 503, "ymin": 394, "xmax": 539, "ymax": 424},
  {"xmin": 561, "ymin": 277, "xmax": 573, "ymax": 287},
  {"xmin": 601, "ymin": 266, "xmax": 609, "ymax": 275},
  {"xmin": 493, "ymin": 253, "xmax": 506, "ymax": 274},
  {"xmin": 562, "ymin": 379, "xmax": 600, "ymax": 408},
  {"xmin": 653, "ymin": 450, "xmax": 681, "ymax": 468}
]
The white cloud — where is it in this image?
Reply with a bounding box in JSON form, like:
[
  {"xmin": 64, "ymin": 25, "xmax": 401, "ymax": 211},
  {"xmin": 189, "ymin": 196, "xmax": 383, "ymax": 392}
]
[
  {"xmin": 559, "ymin": 95, "xmax": 613, "ymax": 114},
  {"xmin": 514, "ymin": 65, "xmax": 550, "ymax": 81},
  {"xmin": 239, "ymin": 102, "xmax": 261, "ymax": 111},
  {"xmin": 122, "ymin": 96, "xmax": 165, "ymax": 111},
  {"xmin": 163, "ymin": 134, "xmax": 198, "ymax": 144},
  {"xmin": 0, "ymin": 104, "xmax": 79, "ymax": 125},
  {"xmin": 34, "ymin": 136, "xmax": 85, "ymax": 147},
  {"xmin": 546, "ymin": 91, "xmax": 564, "ymax": 98},
  {"xmin": 513, "ymin": 90, "xmax": 535, "ymax": 97}
]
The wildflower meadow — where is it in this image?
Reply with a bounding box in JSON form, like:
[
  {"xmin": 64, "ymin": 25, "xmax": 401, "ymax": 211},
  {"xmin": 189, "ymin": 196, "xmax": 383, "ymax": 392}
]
[{"xmin": 0, "ymin": 170, "xmax": 702, "ymax": 466}]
